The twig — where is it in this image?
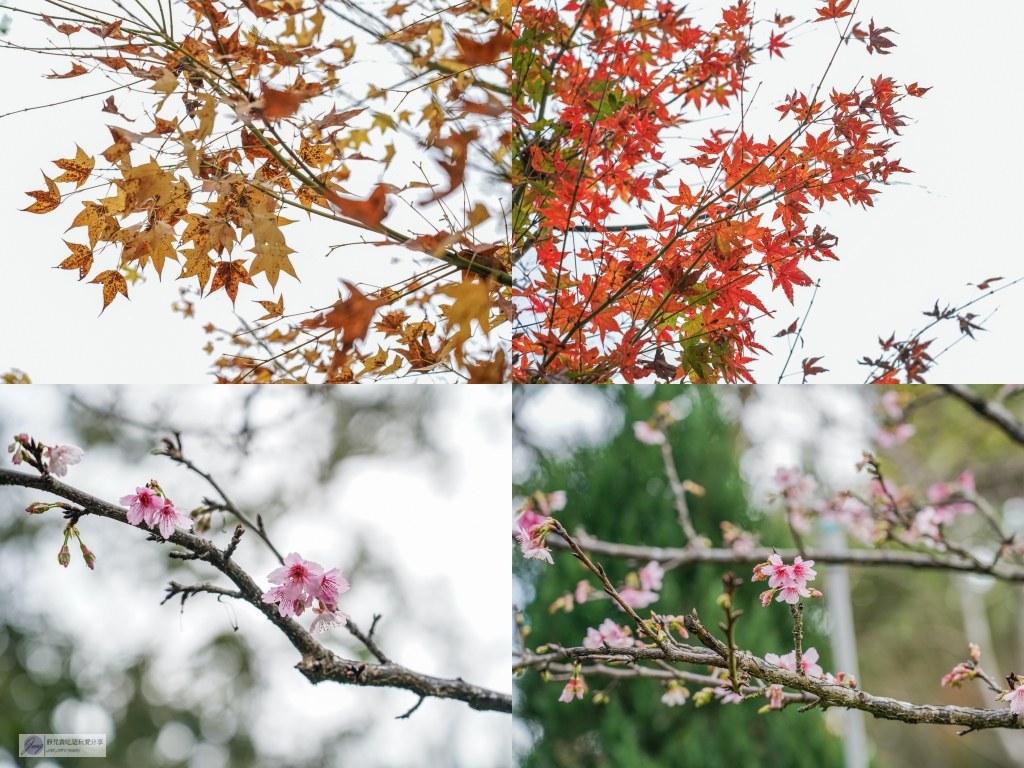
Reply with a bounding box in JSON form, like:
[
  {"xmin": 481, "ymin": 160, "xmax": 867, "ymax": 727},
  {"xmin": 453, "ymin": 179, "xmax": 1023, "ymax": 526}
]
[
  {"xmin": 396, "ymin": 695, "xmax": 426, "ymax": 719},
  {"xmin": 345, "ymin": 616, "xmax": 392, "ymax": 664}
]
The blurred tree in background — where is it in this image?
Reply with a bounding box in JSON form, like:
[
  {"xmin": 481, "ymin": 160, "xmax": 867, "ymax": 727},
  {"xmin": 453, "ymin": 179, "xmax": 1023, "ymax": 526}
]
[{"xmin": 514, "ymin": 386, "xmax": 842, "ymax": 767}]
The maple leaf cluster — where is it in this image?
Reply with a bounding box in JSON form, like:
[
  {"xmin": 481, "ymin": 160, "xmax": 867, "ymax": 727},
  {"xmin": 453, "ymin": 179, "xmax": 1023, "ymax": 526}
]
[
  {"xmin": 511, "ymin": 0, "xmax": 930, "ymax": 383},
  {"xmin": 20, "ymin": 0, "xmax": 513, "ymax": 382}
]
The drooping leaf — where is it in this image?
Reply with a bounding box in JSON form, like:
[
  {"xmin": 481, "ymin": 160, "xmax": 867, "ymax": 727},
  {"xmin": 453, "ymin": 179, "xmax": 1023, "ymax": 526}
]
[
  {"xmin": 58, "ymin": 241, "xmax": 93, "ymax": 280},
  {"xmin": 89, "ymin": 269, "xmax": 129, "ymax": 313}
]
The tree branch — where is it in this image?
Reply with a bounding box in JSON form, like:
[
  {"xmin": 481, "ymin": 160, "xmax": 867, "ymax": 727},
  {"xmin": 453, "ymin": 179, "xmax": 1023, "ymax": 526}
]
[
  {"xmin": 543, "ymin": 531, "xmax": 1024, "ymax": 582},
  {"xmin": 0, "ymin": 467, "xmax": 511, "ymax": 714},
  {"xmin": 941, "ymin": 384, "xmax": 1024, "ymax": 447}
]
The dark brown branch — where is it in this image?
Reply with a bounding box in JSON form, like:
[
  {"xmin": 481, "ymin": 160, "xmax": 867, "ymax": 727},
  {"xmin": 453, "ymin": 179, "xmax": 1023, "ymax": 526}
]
[
  {"xmin": 162, "ymin": 581, "xmax": 243, "ymax": 607},
  {"xmin": 942, "ymin": 384, "xmax": 1024, "ymax": 447},
  {"xmin": 345, "ymin": 615, "xmax": 392, "ymax": 664},
  {"xmin": 0, "ymin": 467, "xmax": 511, "ymax": 714},
  {"xmin": 544, "ymin": 531, "xmax": 1024, "ymax": 581},
  {"xmin": 154, "ymin": 433, "xmax": 285, "ymax": 564}
]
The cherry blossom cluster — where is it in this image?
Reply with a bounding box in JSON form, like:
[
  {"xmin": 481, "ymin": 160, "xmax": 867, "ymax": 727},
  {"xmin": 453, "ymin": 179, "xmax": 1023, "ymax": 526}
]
[
  {"xmin": 692, "ymin": 670, "xmax": 743, "ymax": 706},
  {"xmin": 120, "ymin": 483, "xmax": 194, "ymax": 540},
  {"xmin": 661, "ymin": 681, "xmax": 690, "ymax": 706},
  {"xmin": 9, "ymin": 433, "xmax": 83, "ymax": 477},
  {"xmin": 875, "ymin": 391, "xmax": 917, "ymax": 447},
  {"xmin": 582, "ymin": 619, "xmax": 636, "ymax": 649},
  {"xmin": 720, "ymin": 521, "xmax": 759, "ymax": 555},
  {"xmin": 262, "ymin": 552, "xmax": 351, "ymax": 634},
  {"xmin": 765, "ymin": 647, "xmax": 823, "ymax": 678},
  {"xmin": 514, "ymin": 490, "xmax": 565, "ymax": 565},
  {"xmin": 941, "ymin": 643, "xmax": 982, "ymax": 688},
  {"xmin": 752, "ymin": 552, "xmax": 822, "ymax": 606}
]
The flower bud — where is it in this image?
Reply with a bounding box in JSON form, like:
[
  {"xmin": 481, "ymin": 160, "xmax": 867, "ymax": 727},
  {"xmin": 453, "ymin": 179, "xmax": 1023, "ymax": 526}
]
[
  {"xmin": 57, "ymin": 545, "xmax": 71, "ymax": 568},
  {"xmin": 25, "ymin": 502, "xmax": 55, "ymax": 515},
  {"xmin": 80, "ymin": 544, "xmax": 96, "ymax": 570}
]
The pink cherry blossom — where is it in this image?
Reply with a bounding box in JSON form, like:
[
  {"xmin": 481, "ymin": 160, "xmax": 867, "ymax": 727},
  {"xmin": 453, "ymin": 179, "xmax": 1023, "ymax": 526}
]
[
  {"xmin": 999, "ymin": 683, "xmax": 1024, "ymax": 715},
  {"xmin": 514, "ymin": 509, "xmax": 548, "ymax": 533},
  {"xmin": 774, "ymin": 467, "xmax": 817, "ymax": 504},
  {"xmin": 875, "ymin": 423, "xmax": 915, "ymax": 447},
  {"xmin": 517, "ymin": 525, "xmax": 553, "ymax": 564},
  {"xmin": 881, "ymin": 391, "xmax": 903, "ymax": 420},
  {"xmin": 765, "ymin": 684, "xmax": 784, "ymax": 709},
  {"xmin": 632, "ymin": 421, "xmax": 666, "ymax": 445},
  {"xmin": 941, "ymin": 662, "xmax": 975, "ymax": 688},
  {"xmin": 759, "ymin": 589, "xmax": 774, "ymax": 607},
  {"xmin": 789, "ymin": 556, "xmax": 816, "ymax": 586},
  {"xmin": 583, "ymin": 618, "xmax": 633, "ymax": 649},
  {"xmin": 317, "ymin": 568, "xmax": 350, "ymax": 607},
  {"xmin": 776, "ymin": 584, "xmax": 811, "ymax": 604},
  {"xmin": 264, "ymin": 552, "xmax": 325, "ymax": 608},
  {"xmin": 149, "ymin": 498, "xmax": 194, "ymax": 540},
  {"xmin": 765, "ymin": 647, "xmax": 823, "ymax": 678},
  {"xmin": 119, "ymin": 487, "xmax": 165, "ymax": 527},
  {"xmin": 574, "ymin": 580, "xmax": 591, "ymax": 605},
  {"xmin": 715, "ymin": 687, "xmax": 743, "ymax": 704},
  {"xmin": 618, "ymin": 586, "xmax": 658, "ymax": 610},
  {"xmin": 45, "ymin": 445, "xmax": 84, "ymax": 477},
  {"xmin": 543, "ymin": 491, "xmax": 567, "ymax": 513},
  {"xmin": 559, "ymin": 674, "xmax": 587, "ymax": 703},
  {"xmin": 639, "ymin": 560, "xmax": 664, "ymax": 591}
]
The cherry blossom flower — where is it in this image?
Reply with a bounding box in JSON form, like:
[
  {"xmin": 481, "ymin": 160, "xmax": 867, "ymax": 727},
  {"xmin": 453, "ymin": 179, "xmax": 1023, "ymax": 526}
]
[
  {"xmin": 639, "ymin": 560, "xmax": 664, "ymax": 591},
  {"xmin": 574, "ymin": 580, "xmax": 592, "ymax": 605},
  {"xmin": 45, "ymin": 445, "xmax": 84, "ymax": 477},
  {"xmin": 774, "ymin": 467, "xmax": 817, "ymax": 504},
  {"xmin": 515, "ymin": 508, "xmax": 548, "ymax": 533},
  {"xmin": 263, "ymin": 552, "xmax": 325, "ymax": 610},
  {"xmin": 823, "ymin": 671, "xmax": 856, "ymax": 687},
  {"xmin": 753, "ymin": 553, "xmax": 816, "ymax": 589},
  {"xmin": 715, "ymin": 687, "xmax": 743, "ymax": 704},
  {"xmin": 618, "ymin": 586, "xmax": 659, "ymax": 610},
  {"xmin": 765, "ymin": 647, "xmax": 823, "ymax": 678},
  {"xmin": 765, "ymin": 684, "xmax": 784, "ymax": 709},
  {"xmin": 661, "ymin": 681, "xmax": 690, "ymax": 706},
  {"xmin": 119, "ymin": 487, "xmax": 165, "ymax": 527},
  {"xmin": 875, "ymin": 423, "xmax": 916, "ymax": 448},
  {"xmin": 516, "ymin": 524, "xmax": 553, "ymax": 564},
  {"xmin": 583, "ymin": 619, "xmax": 633, "ymax": 649},
  {"xmin": 941, "ymin": 662, "xmax": 976, "ymax": 688},
  {"xmin": 318, "ymin": 568, "xmax": 350, "ymax": 607},
  {"xmin": 310, "ymin": 604, "xmax": 350, "ymax": 634},
  {"xmin": 721, "ymin": 521, "xmax": 759, "ymax": 555},
  {"xmin": 998, "ymin": 679, "xmax": 1024, "ymax": 714},
  {"xmin": 559, "ymin": 667, "xmax": 587, "ymax": 703},
  {"xmin": 150, "ymin": 498, "xmax": 194, "ymax": 540},
  {"xmin": 633, "ymin": 421, "xmax": 666, "ymax": 445},
  {"xmin": 881, "ymin": 391, "xmax": 904, "ymax": 420},
  {"xmin": 540, "ymin": 491, "xmax": 567, "ymax": 514}
]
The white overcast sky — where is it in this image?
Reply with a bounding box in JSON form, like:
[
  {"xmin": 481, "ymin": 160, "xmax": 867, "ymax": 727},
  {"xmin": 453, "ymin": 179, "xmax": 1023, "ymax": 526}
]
[
  {"xmin": 0, "ymin": 386, "xmax": 511, "ymax": 767},
  {"xmin": 0, "ymin": 2, "xmax": 506, "ymax": 383}
]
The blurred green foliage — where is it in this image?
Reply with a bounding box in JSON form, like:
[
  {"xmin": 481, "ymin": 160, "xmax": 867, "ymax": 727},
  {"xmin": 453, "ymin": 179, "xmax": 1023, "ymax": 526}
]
[{"xmin": 514, "ymin": 386, "xmax": 843, "ymax": 768}]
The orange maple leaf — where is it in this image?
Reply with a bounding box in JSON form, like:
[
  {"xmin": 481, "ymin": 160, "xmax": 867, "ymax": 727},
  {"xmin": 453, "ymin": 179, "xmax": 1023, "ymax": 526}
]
[
  {"xmin": 324, "ymin": 184, "xmax": 391, "ymax": 229},
  {"xmin": 454, "ymin": 29, "xmax": 515, "ymax": 66},
  {"xmin": 814, "ymin": 0, "xmax": 853, "ymax": 22}
]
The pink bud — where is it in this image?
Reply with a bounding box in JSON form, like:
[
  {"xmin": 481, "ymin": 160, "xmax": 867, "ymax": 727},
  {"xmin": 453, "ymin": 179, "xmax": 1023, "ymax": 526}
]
[
  {"xmin": 58, "ymin": 545, "xmax": 71, "ymax": 568},
  {"xmin": 80, "ymin": 545, "xmax": 96, "ymax": 570},
  {"xmin": 25, "ymin": 502, "xmax": 53, "ymax": 515}
]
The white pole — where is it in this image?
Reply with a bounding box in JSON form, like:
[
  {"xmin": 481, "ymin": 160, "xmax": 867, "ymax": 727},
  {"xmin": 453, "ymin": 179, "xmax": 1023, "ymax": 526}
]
[{"xmin": 820, "ymin": 523, "xmax": 869, "ymax": 768}]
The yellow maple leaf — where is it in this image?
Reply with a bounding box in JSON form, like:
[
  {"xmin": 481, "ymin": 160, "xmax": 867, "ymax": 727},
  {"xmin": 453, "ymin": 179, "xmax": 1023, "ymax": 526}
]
[
  {"xmin": 58, "ymin": 241, "xmax": 94, "ymax": 280},
  {"xmin": 53, "ymin": 146, "xmax": 95, "ymax": 189},
  {"xmin": 254, "ymin": 294, "xmax": 285, "ymax": 320},
  {"xmin": 89, "ymin": 269, "xmax": 129, "ymax": 314},
  {"xmin": 67, "ymin": 202, "xmax": 120, "ymax": 247},
  {"xmin": 439, "ymin": 278, "xmax": 494, "ymax": 365},
  {"xmin": 178, "ymin": 249, "xmax": 217, "ymax": 292},
  {"xmin": 248, "ymin": 241, "xmax": 298, "ymax": 290}
]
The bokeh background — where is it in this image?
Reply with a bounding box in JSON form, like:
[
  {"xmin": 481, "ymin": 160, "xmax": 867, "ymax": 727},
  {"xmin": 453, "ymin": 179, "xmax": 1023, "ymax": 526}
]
[
  {"xmin": 0, "ymin": 386, "xmax": 510, "ymax": 768},
  {"xmin": 513, "ymin": 385, "xmax": 1024, "ymax": 768}
]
